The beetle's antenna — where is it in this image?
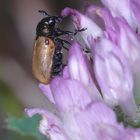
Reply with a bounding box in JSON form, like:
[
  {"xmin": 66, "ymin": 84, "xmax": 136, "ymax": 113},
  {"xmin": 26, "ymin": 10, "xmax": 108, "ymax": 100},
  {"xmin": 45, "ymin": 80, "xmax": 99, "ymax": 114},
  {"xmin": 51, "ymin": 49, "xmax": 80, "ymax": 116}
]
[
  {"xmin": 38, "ymin": 10, "xmax": 50, "ymax": 17},
  {"xmin": 38, "ymin": 10, "xmax": 63, "ymax": 23}
]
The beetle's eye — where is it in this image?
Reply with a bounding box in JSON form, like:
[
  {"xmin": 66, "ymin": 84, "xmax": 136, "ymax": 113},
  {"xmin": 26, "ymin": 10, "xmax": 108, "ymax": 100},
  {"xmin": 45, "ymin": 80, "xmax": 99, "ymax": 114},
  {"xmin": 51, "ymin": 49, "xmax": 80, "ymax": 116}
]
[
  {"xmin": 49, "ymin": 20, "xmax": 53, "ymax": 24},
  {"xmin": 45, "ymin": 21, "xmax": 49, "ymax": 25}
]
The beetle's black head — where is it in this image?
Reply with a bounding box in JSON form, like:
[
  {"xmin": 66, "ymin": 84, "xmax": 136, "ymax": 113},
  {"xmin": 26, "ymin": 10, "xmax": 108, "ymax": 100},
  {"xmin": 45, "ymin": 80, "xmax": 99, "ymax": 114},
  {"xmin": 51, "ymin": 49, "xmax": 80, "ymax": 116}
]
[
  {"xmin": 42, "ymin": 17, "xmax": 56, "ymax": 26},
  {"xmin": 36, "ymin": 17, "xmax": 56, "ymax": 36},
  {"xmin": 36, "ymin": 10, "xmax": 63, "ymax": 37}
]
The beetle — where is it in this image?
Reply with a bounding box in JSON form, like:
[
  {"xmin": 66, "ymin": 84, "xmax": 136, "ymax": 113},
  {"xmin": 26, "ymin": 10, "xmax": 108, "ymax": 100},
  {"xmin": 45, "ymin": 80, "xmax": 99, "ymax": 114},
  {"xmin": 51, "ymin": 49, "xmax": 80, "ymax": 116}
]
[{"xmin": 32, "ymin": 10, "xmax": 86, "ymax": 84}]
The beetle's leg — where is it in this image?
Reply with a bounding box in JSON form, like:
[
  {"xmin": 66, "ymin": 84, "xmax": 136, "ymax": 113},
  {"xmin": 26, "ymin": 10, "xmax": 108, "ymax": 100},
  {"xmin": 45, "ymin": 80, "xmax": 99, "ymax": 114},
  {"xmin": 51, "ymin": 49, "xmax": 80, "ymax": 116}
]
[
  {"xmin": 62, "ymin": 46, "xmax": 69, "ymax": 50},
  {"xmin": 60, "ymin": 39, "xmax": 71, "ymax": 46},
  {"xmin": 52, "ymin": 47, "xmax": 63, "ymax": 76},
  {"xmin": 55, "ymin": 28, "xmax": 74, "ymax": 36},
  {"xmin": 54, "ymin": 38, "xmax": 71, "ymax": 50},
  {"xmin": 74, "ymin": 28, "xmax": 87, "ymax": 35},
  {"xmin": 38, "ymin": 10, "xmax": 63, "ymax": 23},
  {"xmin": 83, "ymin": 47, "xmax": 91, "ymax": 53},
  {"xmin": 53, "ymin": 16, "xmax": 63, "ymax": 23},
  {"xmin": 38, "ymin": 10, "xmax": 49, "ymax": 16},
  {"xmin": 55, "ymin": 27, "xmax": 87, "ymax": 37}
]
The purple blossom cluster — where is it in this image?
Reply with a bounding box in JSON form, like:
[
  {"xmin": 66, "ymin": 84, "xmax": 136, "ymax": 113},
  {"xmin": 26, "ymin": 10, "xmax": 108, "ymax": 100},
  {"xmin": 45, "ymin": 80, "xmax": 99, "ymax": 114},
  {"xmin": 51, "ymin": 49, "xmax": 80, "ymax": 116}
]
[{"xmin": 26, "ymin": 0, "xmax": 140, "ymax": 139}]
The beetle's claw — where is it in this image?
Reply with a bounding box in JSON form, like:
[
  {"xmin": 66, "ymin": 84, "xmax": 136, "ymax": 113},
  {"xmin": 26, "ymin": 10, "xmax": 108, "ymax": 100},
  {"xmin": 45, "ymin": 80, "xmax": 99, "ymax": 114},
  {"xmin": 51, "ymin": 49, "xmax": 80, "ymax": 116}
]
[{"xmin": 74, "ymin": 27, "xmax": 87, "ymax": 35}]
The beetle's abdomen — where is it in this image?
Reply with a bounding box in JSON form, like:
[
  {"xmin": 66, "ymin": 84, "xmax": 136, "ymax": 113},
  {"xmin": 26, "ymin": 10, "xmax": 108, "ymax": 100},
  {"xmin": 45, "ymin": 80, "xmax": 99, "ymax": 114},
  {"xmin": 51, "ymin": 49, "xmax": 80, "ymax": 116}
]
[{"xmin": 52, "ymin": 49, "xmax": 63, "ymax": 76}]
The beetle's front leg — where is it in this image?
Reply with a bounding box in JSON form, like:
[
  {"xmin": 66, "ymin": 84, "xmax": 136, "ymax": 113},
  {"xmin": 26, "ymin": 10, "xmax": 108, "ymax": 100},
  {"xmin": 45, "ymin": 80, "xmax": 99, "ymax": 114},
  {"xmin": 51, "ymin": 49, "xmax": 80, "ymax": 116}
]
[
  {"xmin": 55, "ymin": 28, "xmax": 74, "ymax": 36},
  {"xmin": 54, "ymin": 37, "xmax": 71, "ymax": 50},
  {"xmin": 55, "ymin": 27, "xmax": 87, "ymax": 37},
  {"xmin": 73, "ymin": 28, "xmax": 87, "ymax": 35}
]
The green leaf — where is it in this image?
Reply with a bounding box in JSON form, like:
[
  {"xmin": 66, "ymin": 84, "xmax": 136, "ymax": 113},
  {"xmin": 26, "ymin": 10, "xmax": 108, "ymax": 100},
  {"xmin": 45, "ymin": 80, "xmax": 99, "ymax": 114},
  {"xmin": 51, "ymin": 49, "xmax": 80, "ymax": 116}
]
[
  {"xmin": 114, "ymin": 106, "xmax": 125, "ymax": 123},
  {"xmin": 7, "ymin": 114, "xmax": 48, "ymax": 140},
  {"xmin": 114, "ymin": 106, "xmax": 140, "ymax": 128},
  {"xmin": 0, "ymin": 129, "xmax": 36, "ymax": 140},
  {"xmin": 0, "ymin": 79, "xmax": 23, "ymax": 116}
]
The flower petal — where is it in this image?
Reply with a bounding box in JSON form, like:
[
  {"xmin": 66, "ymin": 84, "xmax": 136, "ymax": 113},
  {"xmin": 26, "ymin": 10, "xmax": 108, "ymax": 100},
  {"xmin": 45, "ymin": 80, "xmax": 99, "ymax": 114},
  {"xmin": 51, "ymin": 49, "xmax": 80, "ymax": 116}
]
[
  {"xmin": 121, "ymin": 128, "xmax": 140, "ymax": 140},
  {"xmin": 68, "ymin": 42, "xmax": 102, "ymax": 101},
  {"xmin": 62, "ymin": 66, "xmax": 70, "ymax": 79},
  {"xmin": 101, "ymin": 0, "xmax": 140, "ymax": 30},
  {"xmin": 94, "ymin": 38, "xmax": 132, "ymax": 104},
  {"xmin": 50, "ymin": 77, "xmax": 92, "ymax": 112},
  {"xmin": 99, "ymin": 9, "xmax": 140, "ymax": 73},
  {"xmin": 25, "ymin": 108, "xmax": 68, "ymax": 140},
  {"xmin": 61, "ymin": 7, "xmax": 103, "ymax": 47},
  {"xmin": 116, "ymin": 19, "xmax": 140, "ymax": 73},
  {"xmin": 130, "ymin": 0, "xmax": 140, "ymax": 29},
  {"xmin": 76, "ymin": 102, "xmax": 124, "ymax": 140},
  {"xmin": 101, "ymin": 0, "xmax": 136, "ymax": 29},
  {"xmin": 39, "ymin": 83, "xmax": 55, "ymax": 104},
  {"xmin": 94, "ymin": 37, "xmax": 138, "ymax": 118},
  {"xmin": 85, "ymin": 5, "xmax": 105, "ymax": 30}
]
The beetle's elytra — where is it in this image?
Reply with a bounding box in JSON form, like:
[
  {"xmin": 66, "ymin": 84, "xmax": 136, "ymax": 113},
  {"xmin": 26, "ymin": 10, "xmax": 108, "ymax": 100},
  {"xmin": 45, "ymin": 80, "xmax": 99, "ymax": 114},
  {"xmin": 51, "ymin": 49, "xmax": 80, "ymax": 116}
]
[{"xmin": 32, "ymin": 37, "xmax": 55, "ymax": 84}]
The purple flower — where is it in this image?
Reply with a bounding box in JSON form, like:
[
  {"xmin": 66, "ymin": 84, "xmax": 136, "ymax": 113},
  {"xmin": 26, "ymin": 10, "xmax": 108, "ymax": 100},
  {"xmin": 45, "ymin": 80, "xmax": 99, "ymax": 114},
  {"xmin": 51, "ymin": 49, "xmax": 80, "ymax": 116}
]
[
  {"xmin": 85, "ymin": 6, "xmax": 140, "ymax": 73},
  {"xmin": 65, "ymin": 42, "xmax": 102, "ymax": 101},
  {"xmin": 26, "ymin": 41, "xmax": 140, "ymax": 139},
  {"xmin": 115, "ymin": 18, "xmax": 140, "ymax": 73},
  {"xmin": 25, "ymin": 108, "xmax": 68, "ymax": 140},
  {"xmin": 93, "ymin": 37, "xmax": 139, "ymax": 119},
  {"xmin": 26, "ymin": 100, "xmax": 125, "ymax": 139},
  {"xmin": 75, "ymin": 102, "xmax": 125, "ymax": 140},
  {"xmin": 27, "ymin": 77, "xmax": 93, "ymax": 140},
  {"xmin": 120, "ymin": 128, "xmax": 140, "ymax": 140},
  {"xmin": 62, "ymin": 5, "xmax": 140, "ymax": 119},
  {"xmin": 40, "ymin": 42, "xmax": 102, "ymax": 103},
  {"xmin": 26, "ymin": 1, "xmax": 140, "ymax": 139},
  {"xmin": 101, "ymin": 9, "xmax": 140, "ymax": 73},
  {"xmin": 101, "ymin": 0, "xmax": 140, "ymax": 30},
  {"xmin": 61, "ymin": 7, "xmax": 103, "ymax": 47}
]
